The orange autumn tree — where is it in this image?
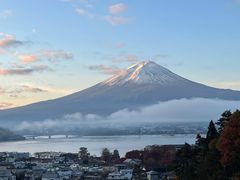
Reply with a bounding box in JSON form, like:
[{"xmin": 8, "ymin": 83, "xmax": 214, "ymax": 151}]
[{"xmin": 218, "ymin": 110, "xmax": 240, "ymax": 174}]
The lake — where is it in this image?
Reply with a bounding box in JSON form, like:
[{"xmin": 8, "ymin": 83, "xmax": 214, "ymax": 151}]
[{"xmin": 0, "ymin": 134, "xmax": 197, "ymax": 156}]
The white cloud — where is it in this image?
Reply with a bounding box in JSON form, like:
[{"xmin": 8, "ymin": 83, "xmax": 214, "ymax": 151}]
[
  {"xmin": 75, "ymin": 8, "xmax": 95, "ymax": 18},
  {"xmin": 0, "ymin": 83, "xmax": 72, "ymax": 98},
  {"xmin": 32, "ymin": 28, "xmax": 37, "ymax": 33},
  {"xmin": 18, "ymin": 83, "xmax": 71, "ymax": 94},
  {"xmin": 0, "ymin": 10, "xmax": 12, "ymax": 19},
  {"xmin": 104, "ymin": 15, "xmax": 131, "ymax": 26},
  {"xmin": 21, "ymin": 83, "xmax": 71, "ymax": 94},
  {"xmin": 40, "ymin": 49, "xmax": 73, "ymax": 61},
  {"xmin": 17, "ymin": 98, "xmax": 240, "ymax": 130},
  {"xmin": 88, "ymin": 64, "xmax": 123, "ymax": 75},
  {"xmin": 108, "ymin": 3, "xmax": 127, "ymax": 14}
]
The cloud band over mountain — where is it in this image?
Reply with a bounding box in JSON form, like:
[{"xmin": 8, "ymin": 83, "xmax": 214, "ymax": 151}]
[{"xmin": 16, "ymin": 98, "xmax": 240, "ymax": 131}]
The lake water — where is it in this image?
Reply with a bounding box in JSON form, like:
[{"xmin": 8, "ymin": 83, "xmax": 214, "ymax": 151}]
[{"xmin": 0, "ymin": 134, "xmax": 197, "ymax": 156}]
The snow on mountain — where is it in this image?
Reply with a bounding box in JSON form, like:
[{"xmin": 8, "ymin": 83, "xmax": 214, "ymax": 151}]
[{"xmin": 102, "ymin": 61, "xmax": 190, "ymax": 86}]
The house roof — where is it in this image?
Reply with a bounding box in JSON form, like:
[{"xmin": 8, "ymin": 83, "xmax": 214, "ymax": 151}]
[{"xmin": 42, "ymin": 171, "xmax": 59, "ymax": 178}]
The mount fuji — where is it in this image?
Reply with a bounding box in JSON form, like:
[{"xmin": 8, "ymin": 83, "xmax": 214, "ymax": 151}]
[{"xmin": 0, "ymin": 61, "xmax": 240, "ymax": 124}]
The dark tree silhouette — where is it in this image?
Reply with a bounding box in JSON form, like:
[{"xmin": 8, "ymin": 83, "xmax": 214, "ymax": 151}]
[
  {"xmin": 206, "ymin": 120, "xmax": 218, "ymax": 143},
  {"xmin": 78, "ymin": 147, "xmax": 90, "ymax": 164},
  {"xmin": 113, "ymin": 149, "xmax": 120, "ymax": 160},
  {"xmin": 174, "ymin": 143, "xmax": 198, "ymax": 180},
  {"xmin": 101, "ymin": 148, "xmax": 111, "ymax": 162},
  {"xmin": 215, "ymin": 110, "xmax": 232, "ymax": 133}
]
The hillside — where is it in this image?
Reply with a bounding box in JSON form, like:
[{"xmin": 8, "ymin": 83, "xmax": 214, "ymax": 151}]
[{"xmin": 0, "ymin": 127, "xmax": 25, "ymax": 141}]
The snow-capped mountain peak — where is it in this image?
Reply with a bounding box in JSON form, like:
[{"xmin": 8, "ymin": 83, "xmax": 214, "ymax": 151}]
[
  {"xmin": 1, "ymin": 60, "xmax": 240, "ymax": 123},
  {"xmin": 102, "ymin": 61, "xmax": 189, "ymax": 86}
]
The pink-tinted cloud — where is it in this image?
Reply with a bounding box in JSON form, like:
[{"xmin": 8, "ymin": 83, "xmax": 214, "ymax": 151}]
[
  {"xmin": 18, "ymin": 50, "xmax": 73, "ymax": 64},
  {"xmin": 0, "ymin": 65, "xmax": 50, "ymax": 76},
  {"xmin": 19, "ymin": 54, "xmax": 38, "ymax": 63},
  {"xmin": 108, "ymin": 3, "xmax": 127, "ymax": 14},
  {"xmin": 0, "ymin": 102, "xmax": 13, "ymax": 109},
  {"xmin": 0, "ymin": 33, "xmax": 25, "ymax": 48}
]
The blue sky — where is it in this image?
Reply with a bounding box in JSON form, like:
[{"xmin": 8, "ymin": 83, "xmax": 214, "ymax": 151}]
[{"xmin": 0, "ymin": 0, "xmax": 240, "ymax": 108}]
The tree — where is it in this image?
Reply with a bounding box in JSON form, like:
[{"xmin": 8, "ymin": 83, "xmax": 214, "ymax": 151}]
[
  {"xmin": 125, "ymin": 150, "xmax": 143, "ymax": 160},
  {"xmin": 132, "ymin": 164, "xmax": 146, "ymax": 180},
  {"xmin": 101, "ymin": 148, "xmax": 111, "ymax": 162},
  {"xmin": 78, "ymin": 147, "xmax": 90, "ymax": 164},
  {"xmin": 174, "ymin": 143, "xmax": 198, "ymax": 180},
  {"xmin": 215, "ymin": 110, "xmax": 232, "ymax": 133},
  {"xmin": 195, "ymin": 134, "xmax": 207, "ymax": 148},
  {"xmin": 113, "ymin": 149, "xmax": 120, "ymax": 160},
  {"xmin": 218, "ymin": 110, "xmax": 240, "ymax": 176},
  {"xmin": 206, "ymin": 120, "xmax": 218, "ymax": 143}
]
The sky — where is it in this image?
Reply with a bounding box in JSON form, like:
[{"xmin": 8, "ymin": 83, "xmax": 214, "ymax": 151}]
[{"xmin": 0, "ymin": 0, "xmax": 240, "ymax": 109}]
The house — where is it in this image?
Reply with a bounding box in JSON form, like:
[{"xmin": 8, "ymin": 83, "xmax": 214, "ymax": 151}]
[
  {"xmin": 84, "ymin": 175, "xmax": 102, "ymax": 180},
  {"xmin": 0, "ymin": 169, "xmax": 16, "ymax": 180},
  {"xmin": 160, "ymin": 171, "xmax": 177, "ymax": 180},
  {"xmin": 7, "ymin": 152, "xmax": 30, "ymax": 160},
  {"xmin": 147, "ymin": 171, "xmax": 159, "ymax": 180},
  {"xmin": 70, "ymin": 163, "xmax": 80, "ymax": 171},
  {"xmin": 106, "ymin": 173, "xmax": 123, "ymax": 180},
  {"xmin": 57, "ymin": 168, "xmax": 72, "ymax": 179},
  {"xmin": 114, "ymin": 164, "xmax": 127, "ymax": 172},
  {"xmin": 42, "ymin": 171, "xmax": 61, "ymax": 180},
  {"xmin": 5, "ymin": 156, "xmax": 15, "ymax": 163},
  {"xmin": 13, "ymin": 161, "xmax": 26, "ymax": 169},
  {"xmin": 107, "ymin": 169, "xmax": 133, "ymax": 180},
  {"xmin": 71, "ymin": 170, "xmax": 83, "ymax": 179},
  {"xmin": 123, "ymin": 159, "xmax": 142, "ymax": 166},
  {"xmin": 120, "ymin": 169, "xmax": 133, "ymax": 180}
]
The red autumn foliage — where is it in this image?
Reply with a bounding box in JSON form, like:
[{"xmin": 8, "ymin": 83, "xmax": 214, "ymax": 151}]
[
  {"xmin": 125, "ymin": 145, "xmax": 176, "ymax": 170},
  {"xmin": 218, "ymin": 110, "xmax": 240, "ymax": 168},
  {"xmin": 125, "ymin": 150, "xmax": 143, "ymax": 159}
]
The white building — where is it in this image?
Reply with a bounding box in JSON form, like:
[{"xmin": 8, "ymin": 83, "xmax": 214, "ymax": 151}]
[
  {"xmin": 147, "ymin": 171, "xmax": 159, "ymax": 180},
  {"xmin": 120, "ymin": 169, "xmax": 133, "ymax": 180}
]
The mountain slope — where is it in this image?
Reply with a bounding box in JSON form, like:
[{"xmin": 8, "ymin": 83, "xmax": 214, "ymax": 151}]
[
  {"xmin": 0, "ymin": 61, "xmax": 240, "ymax": 124},
  {"xmin": 0, "ymin": 127, "xmax": 25, "ymax": 141}
]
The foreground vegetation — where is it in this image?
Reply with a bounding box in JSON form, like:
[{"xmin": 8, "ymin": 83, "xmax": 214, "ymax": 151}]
[{"xmin": 174, "ymin": 110, "xmax": 240, "ymax": 180}]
